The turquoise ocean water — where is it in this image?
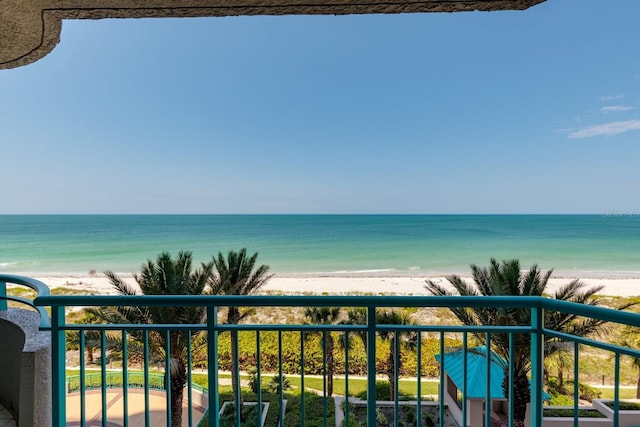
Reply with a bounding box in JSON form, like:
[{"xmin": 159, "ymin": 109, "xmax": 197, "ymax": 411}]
[{"xmin": 0, "ymin": 215, "xmax": 638, "ymax": 277}]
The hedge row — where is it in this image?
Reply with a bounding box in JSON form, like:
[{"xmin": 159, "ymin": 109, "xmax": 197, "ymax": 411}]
[{"xmin": 194, "ymin": 330, "xmax": 461, "ymax": 378}]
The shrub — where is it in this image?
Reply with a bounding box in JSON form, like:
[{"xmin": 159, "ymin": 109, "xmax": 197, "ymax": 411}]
[
  {"xmin": 355, "ymin": 381, "xmax": 417, "ymax": 401},
  {"xmin": 547, "ymin": 378, "xmax": 602, "ymax": 403},
  {"xmin": 247, "ymin": 367, "xmax": 259, "ymax": 394},
  {"xmin": 357, "ymin": 381, "xmax": 393, "ymax": 401},
  {"xmin": 376, "ymin": 408, "xmax": 389, "ymax": 426},
  {"xmin": 266, "ymin": 374, "xmax": 291, "ymax": 394},
  {"xmin": 549, "ymin": 393, "xmax": 573, "ymax": 406},
  {"xmin": 284, "ymin": 391, "xmax": 336, "ymax": 427},
  {"xmin": 213, "ymin": 328, "xmax": 457, "ymax": 379},
  {"xmin": 543, "ymin": 408, "xmax": 606, "ymax": 418},
  {"xmin": 604, "ymin": 401, "xmax": 640, "ymax": 410},
  {"xmin": 423, "ymin": 411, "xmax": 435, "ymax": 427},
  {"xmin": 576, "ymin": 382, "xmax": 602, "ymax": 402},
  {"xmin": 219, "ymin": 402, "xmax": 261, "ymax": 426}
]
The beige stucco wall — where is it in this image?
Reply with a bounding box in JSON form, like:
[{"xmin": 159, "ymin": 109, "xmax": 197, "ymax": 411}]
[
  {"xmin": 1, "ymin": 0, "xmax": 545, "ymax": 70},
  {"xmin": 0, "ymin": 309, "xmax": 51, "ymax": 427},
  {"xmin": 0, "ymin": 317, "xmax": 25, "ymax": 419}
]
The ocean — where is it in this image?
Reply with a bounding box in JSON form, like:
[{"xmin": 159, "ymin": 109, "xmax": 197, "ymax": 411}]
[{"xmin": 0, "ymin": 215, "xmax": 638, "ymax": 277}]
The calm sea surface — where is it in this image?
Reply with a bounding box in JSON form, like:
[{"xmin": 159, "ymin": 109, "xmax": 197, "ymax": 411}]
[{"xmin": 0, "ymin": 215, "xmax": 638, "ymax": 276}]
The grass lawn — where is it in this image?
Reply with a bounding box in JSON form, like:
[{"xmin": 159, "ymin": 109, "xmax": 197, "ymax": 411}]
[
  {"xmin": 68, "ymin": 369, "xmax": 439, "ymax": 398},
  {"xmin": 596, "ymin": 387, "xmax": 637, "ymax": 400},
  {"xmin": 192, "ymin": 372, "xmax": 439, "ymax": 397}
]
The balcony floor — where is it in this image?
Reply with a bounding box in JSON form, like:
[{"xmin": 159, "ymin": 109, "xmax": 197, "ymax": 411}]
[
  {"xmin": 66, "ymin": 389, "xmax": 205, "ymax": 427},
  {"xmin": 0, "ymin": 404, "xmax": 17, "ymax": 427}
]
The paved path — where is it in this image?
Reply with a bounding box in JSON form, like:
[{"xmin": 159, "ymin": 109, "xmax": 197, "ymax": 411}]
[{"xmin": 66, "ymin": 389, "xmax": 206, "ymax": 427}]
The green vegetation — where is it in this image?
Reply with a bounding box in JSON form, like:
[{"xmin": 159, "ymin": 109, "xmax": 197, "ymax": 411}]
[
  {"xmin": 218, "ymin": 402, "xmax": 263, "ymax": 427},
  {"xmin": 67, "ymin": 368, "xmax": 440, "ymax": 398},
  {"xmin": 91, "ymin": 251, "xmax": 214, "ymax": 427},
  {"xmin": 356, "ymin": 381, "xmax": 414, "ymax": 401},
  {"xmin": 615, "ymin": 326, "xmax": 640, "ymax": 398},
  {"xmin": 56, "ymin": 253, "xmax": 640, "ymax": 427},
  {"xmin": 546, "ymin": 378, "xmax": 602, "ymax": 404},
  {"xmin": 211, "ymin": 248, "xmax": 273, "ymax": 419},
  {"xmin": 343, "ymin": 401, "xmax": 445, "ymax": 427},
  {"xmin": 425, "ymin": 258, "xmax": 633, "ymax": 427},
  {"xmin": 603, "ymin": 400, "xmax": 640, "ymax": 410},
  {"xmin": 6, "ymin": 285, "xmax": 97, "ymax": 299},
  {"xmin": 304, "ymin": 306, "xmax": 341, "ymax": 396},
  {"xmin": 210, "ymin": 329, "xmax": 459, "ymax": 380},
  {"xmin": 372, "ymin": 308, "xmax": 418, "ymax": 400},
  {"xmin": 197, "ymin": 389, "xmax": 335, "ymax": 427},
  {"xmin": 543, "ymin": 408, "xmax": 606, "ymax": 418},
  {"xmin": 67, "ymin": 371, "xmax": 165, "ymax": 392}
]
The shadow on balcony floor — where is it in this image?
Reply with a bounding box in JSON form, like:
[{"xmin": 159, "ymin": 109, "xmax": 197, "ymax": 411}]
[{"xmin": 66, "ymin": 388, "xmax": 205, "ymax": 427}]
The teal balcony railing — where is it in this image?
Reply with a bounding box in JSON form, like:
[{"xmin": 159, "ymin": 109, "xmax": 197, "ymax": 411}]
[
  {"xmin": 22, "ymin": 287, "xmax": 640, "ymax": 427},
  {"xmin": 0, "ymin": 274, "xmax": 50, "ymax": 329}
]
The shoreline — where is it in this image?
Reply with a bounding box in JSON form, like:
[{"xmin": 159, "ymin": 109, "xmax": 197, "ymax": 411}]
[{"xmin": 19, "ymin": 272, "xmax": 640, "ymax": 298}]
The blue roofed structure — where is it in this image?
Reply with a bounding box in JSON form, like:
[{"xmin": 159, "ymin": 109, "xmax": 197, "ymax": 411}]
[{"xmin": 435, "ymin": 346, "xmax": 551, "ymax": 401}]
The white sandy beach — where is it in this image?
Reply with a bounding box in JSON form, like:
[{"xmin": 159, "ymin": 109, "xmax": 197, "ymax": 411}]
[{"xmin": 31, "ymin": 273, "xmax": 640, "ymax": 297}]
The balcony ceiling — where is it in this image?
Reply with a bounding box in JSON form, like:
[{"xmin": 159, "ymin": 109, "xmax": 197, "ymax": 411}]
[{"xmin": 1, "ymin": 0, "xmax": 545, "ymax": 69}]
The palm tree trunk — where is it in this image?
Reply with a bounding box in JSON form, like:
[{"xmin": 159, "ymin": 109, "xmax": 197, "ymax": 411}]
[
  {"xmin": 503, "ymin": 370, "xmax": 529, "ymax": 427},
  {"xmin": 387, "ymin": 337, "xmax": 396, "ymax": 400},
  {"xmin": 230, "ymin": 329, "xmax": 245, "ymax": 420},
  {"xmin": 227, "ymin": 307, "xmax": 245, "ymax": 421},
  {"xmin": 636, "ymin": 374, "xmax": 640, "ymax": 399},
  {"xmin": 171, "ymin": 384, "xmax": 184, "ymax": 427},
  {"xmin": 543, "ymin": 366, "xmax": 549, "ymax": 386},
  {"xmin": 326, "ymin": 334, "xmax": 334, "ymax": 397},
  {"xmin": 169, "ymin": 358, "xmax": 187, "ymax": 427},
  {"xmin": 558, "ymin": 366, "xmax": 564, "ymax": 388}
]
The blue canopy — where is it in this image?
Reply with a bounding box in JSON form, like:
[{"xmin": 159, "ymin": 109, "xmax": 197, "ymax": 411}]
[{"xmin": 435, "ymin": 346, "xmax": 551, "ymax": 400}]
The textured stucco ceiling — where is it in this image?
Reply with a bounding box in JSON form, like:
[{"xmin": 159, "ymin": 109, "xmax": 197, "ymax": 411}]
[{"xmin": 1, "ymin": 0, "xmax": 545, "ymax": 69}]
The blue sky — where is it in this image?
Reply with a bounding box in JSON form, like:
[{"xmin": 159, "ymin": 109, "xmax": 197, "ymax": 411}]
[{"xmin": 1, "ymin": 0, "xmax": 639, "ymax": 214}]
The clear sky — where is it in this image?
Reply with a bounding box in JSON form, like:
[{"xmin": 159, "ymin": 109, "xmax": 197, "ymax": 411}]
[{"xmin": 1, "ymin": 0, "xmax": 639, "ymax": 214}]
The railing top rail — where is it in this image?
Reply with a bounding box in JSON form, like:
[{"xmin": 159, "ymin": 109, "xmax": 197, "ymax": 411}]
[
  {"xmin": 0, "ymin": 274, "xmax": 51, "ymax": 329},
  {"xmin": 542, "ymin": 298, "xmax": 640, "ymax": 328},
  {"xmin": 33, "ymin": 293, "xmax": 640, "ymax": 328},
  {"xmin": 35, "ymin": 294, "xmax": 544, "ymax": 308},
  {"xmin": 0, "ymin": 274, "xmax": 51, "ymax": 297}
]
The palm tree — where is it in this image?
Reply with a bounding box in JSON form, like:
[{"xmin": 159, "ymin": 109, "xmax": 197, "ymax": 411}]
[
  {"xmin": 346, "ymin": 307, "xmax": 417, "ymax": 400},
  {"xmin": 376, "ymin": 309, "xmax": 417, "ymax": 400},
  {"xmin": 425, "ymin": 258, "xmax": 620, "ymax": 427},
  {"xmin": 92, "ymin": 251, "xmax": 213, "ymax": 427},
  {"xmin": 344, "ymin": 307, "xmax": 368, "ymax": 347},
  {"xmin": 616, "ymin": 326, "xmax": 640, "ymax": 398},
  {"xmin": 211, "ymin": 248, "xmax": 273, "ymax": 418},
  {"xmin": 304, "ymin": 306, "xmax": 341, "ymax": 397},
  {"xmin": 67, "ymin": 309, "xmax": 103, "ymax": 365},
  {"xmin": 544, "ymin": 341, "xmax": 573, "ymax": 391}
]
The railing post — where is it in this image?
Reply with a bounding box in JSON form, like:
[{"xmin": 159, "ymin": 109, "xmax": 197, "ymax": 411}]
[
  {"xmin": 207, "ymin": 306, "xmax": 220, "ymax": 427},
  {"xmin": 51, "ymin": 305, "xmax": 67, "ymax": 427},
  {"xmin": 0, "ymin": 281, "xmax": 7, "ymax": 311},
  {"xmin": 366, "ymin": 306, "xmax": 377, "ymax": 427},
  {"xmin": 530, "ymin": 306, "xmax": 544, "ymax": 427}
]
